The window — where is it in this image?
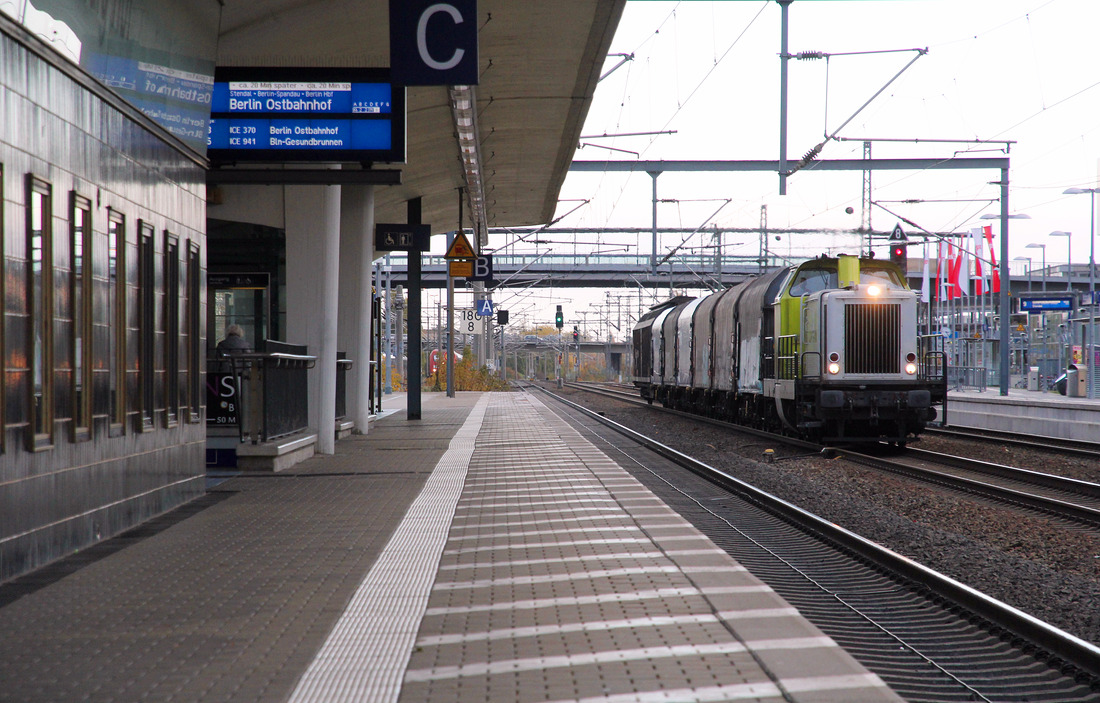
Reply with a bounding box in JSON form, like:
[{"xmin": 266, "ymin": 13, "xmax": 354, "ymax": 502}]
[
  {"xmin": 139, "ymin": 221, "xmax": 155, "ymax": 429},
  {"xmin": 27, "ymin": 176, "xmax": 53, "ymax": 448},
  {"xmin": 187, "ymin": 242, "xmax": 202, "ymax": 421},
  {"xmin": 107, "ymin": 211, "xmax": 125, "ymax": 429},
  {"xmin": 71, "ymin": 193, "xmax": 92, "ymax": 439},
  {"xmin": 165, "ymin": 232, "xmax": 180, "ymax": 426}
]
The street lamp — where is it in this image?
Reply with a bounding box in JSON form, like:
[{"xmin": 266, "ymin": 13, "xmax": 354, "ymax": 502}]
[
  {"xmin": 1025, "ymin": 243, "xmax": 1047, "ymax": 292},
  {"xmin": 1013, "ymin": 256, "xmax": 1032, "ymax": 292},
  {"xmin": 1064, "ymin": 187, "xmax": 1097, "ymax": 400},
  {"xmin": 1049, "ymin": 231, "xmax": 1072, "ymax": 292}
]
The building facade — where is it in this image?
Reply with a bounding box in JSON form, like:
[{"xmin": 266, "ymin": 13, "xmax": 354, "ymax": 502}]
[{"xmin": 1, "ymin": 7, "xmax": 212, "ymax": 580}]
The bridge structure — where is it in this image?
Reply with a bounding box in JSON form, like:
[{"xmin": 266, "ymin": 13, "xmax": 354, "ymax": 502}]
[{"xmin": 381, "ymin": 226, "xmax": 870, "ymax": 291}]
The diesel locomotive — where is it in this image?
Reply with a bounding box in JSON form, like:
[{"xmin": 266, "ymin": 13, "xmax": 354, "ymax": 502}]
[{"xmin": 632, "ymin": 254, "xmax": 947, "ymax": 444}]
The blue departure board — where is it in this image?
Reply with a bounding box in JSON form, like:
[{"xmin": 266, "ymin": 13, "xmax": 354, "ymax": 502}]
[{"xmin": 207, "ymin": 67, "xmax": 405, "ymax": 164}]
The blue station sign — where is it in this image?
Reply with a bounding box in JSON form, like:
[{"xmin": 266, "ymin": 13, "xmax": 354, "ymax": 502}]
[
  {"xmin": 1020, "ymin": 296, "xmax": 1074, "ymax": 312},
  {"xmin": 207, "ymin": 67, "xmax": 405, "ymax": 164}
]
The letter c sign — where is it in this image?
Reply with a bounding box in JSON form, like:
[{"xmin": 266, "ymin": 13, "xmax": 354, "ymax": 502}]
[{"xmin": 391, "ymin": 0, "xmax": 479, "ymax": 86}]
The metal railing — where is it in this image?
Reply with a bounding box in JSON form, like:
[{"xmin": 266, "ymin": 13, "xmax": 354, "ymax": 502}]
[
  {"xmin": 918, "ymin": 334, "xmax": 948, "ymax": 383},
  {"xmin": 208, "ymin": 343, "xmax": 358, "ymax": 442},
  {"xmin": 228, "ymin": 350, "xmax": 316, "ymax": 444},
  {"xmin": 336, "ymin": 353, "xmax": 352, "ymax": 421},
  {"xmin": 949, "ymin": 366, "xmax": 988, "ymax": 392}
]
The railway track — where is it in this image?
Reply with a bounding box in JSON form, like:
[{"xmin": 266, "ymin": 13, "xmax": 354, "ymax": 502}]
[
  {"xmin": 833, "ymin": 445, "xmax": 1100, "ymax": 530},
  {"xmin": 563, "ymin": 380, "xmax": 1100, "ymax": 530},
  {"xmin": 925, "ymin": 425, "xmax": 1100, "ymax": 459},
  {"xmin": 527, "ymin": 383, "xmax": 1100, "ymax": 702}
]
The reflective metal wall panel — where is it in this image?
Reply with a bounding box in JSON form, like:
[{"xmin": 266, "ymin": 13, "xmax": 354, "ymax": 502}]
[{"xmin": 1, "ymin": 15, "xmax": 208, "ymax": 581}]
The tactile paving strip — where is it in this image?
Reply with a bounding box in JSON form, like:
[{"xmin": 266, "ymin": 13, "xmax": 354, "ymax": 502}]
[{"xmin": 286, "ymin": 395, "xmax": 490, "ymax": 703}]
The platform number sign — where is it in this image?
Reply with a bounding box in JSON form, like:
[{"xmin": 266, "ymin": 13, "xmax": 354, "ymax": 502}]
[
  {"xmin": 460, "ymin": 308, "xmax": 478, "ymax": 333},
  {"xmin": 390, "ymin": 0, "xmax": 479, "ymax": 86}
]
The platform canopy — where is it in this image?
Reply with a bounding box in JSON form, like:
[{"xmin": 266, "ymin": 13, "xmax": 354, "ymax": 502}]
[{"xmin": 216, "ymin": 0, "xmax": 626, "ymax": 235}]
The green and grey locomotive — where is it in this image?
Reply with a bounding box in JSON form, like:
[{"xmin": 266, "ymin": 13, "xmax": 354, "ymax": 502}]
[{"xmin": 632, "ymin": 255, "xmax": 947, "ymax": 444}]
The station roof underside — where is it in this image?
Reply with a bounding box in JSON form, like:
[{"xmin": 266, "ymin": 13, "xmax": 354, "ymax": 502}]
[{"xmin": 216, "ymin": 0, "xmax": 626, "ymax": 237}]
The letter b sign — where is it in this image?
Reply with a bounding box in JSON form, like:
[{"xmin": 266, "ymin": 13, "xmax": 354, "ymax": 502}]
[
  {"xmin": 471, "ymin": 254, "xmax": 493, "ymax": 282},
  {"xmin": 390, "ymin": 0, "xmax": 479, "ymax": 86}
]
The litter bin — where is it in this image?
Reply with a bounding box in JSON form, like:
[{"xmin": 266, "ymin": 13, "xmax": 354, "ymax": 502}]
[
  {"xmin": 1027, "ymin": 366, "xmax": 1040, "ymax": 391},
  {"xmin": 1066, "ymin": 364, "xmax": 1087, "ymax": 397}
]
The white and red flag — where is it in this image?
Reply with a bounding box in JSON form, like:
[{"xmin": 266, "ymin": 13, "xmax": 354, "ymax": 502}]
[
  {"xmin": 970, "ymin": 227, "xmax": 985, "ymax": 296},
  {"xmin": 983, "ymin": 224, "xmax": 1000, "ymax": 293}
]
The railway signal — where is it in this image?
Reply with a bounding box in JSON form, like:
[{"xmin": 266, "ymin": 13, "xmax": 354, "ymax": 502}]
[
  {"xmin": 889, "ymin": 224, "xmax": 908, "ymax": 270},
  {"xmin": 555, "ymin": 305, "xmax": 563, "ymax": 329}
]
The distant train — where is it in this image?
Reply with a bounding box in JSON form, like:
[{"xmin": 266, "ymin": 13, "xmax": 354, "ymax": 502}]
[{"xmin": 632, "ymin": 255, "xmax": 947, "ymax": 444}]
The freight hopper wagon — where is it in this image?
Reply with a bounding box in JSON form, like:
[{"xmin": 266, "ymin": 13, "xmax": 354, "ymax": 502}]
[{"xmin": 632, "ymin": 255, "xmax": 947, "ymax": 444}]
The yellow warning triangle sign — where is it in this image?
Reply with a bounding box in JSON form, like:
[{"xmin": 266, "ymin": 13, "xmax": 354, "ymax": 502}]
[{"xmin": 445, "ymin": 231, "xmax": 475, "ymax": 259}]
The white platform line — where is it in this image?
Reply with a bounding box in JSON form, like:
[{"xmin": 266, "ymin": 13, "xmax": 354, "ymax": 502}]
[
  {"xmin": 445, "ymin": 525, "xmax": 644, "ymax": 542},
  {"xmin": 444, "ymin": 537, "xmax": 655, "ymax": 555},
  {"xmin": 464, "ymin": 480, "xmax": 605, "ymax": 489},
  {"xmin": 402, "ymin": 643, "xmax": 750, "ymax": 682},
  {"xmin": 448, "ymin": 515, "xmax": 639, "ymax": 532},
  {"xmin": 437, "ymin": 551, "xmax": 667, "ymax": 570},
  {"xmin": 450, "ymin": 506, "xmax": 622, "ymax": 520},
  {"xmin": 454, "ymin": 497, "xmax": 617, "ymax": 510},
  {"xmin": 416, "ymin": 614, "xmax": 722, "ymax": 647},
  {"xmin": 423, "ymin": 587, "xmax": 708, "ymax": 616},
  {"xmin": 433, "ymin": 565, "xmax": 685, "ymax": 590},
  {"xmin": 718, "ymin": 607, "xmax": 801, "ymax": 620},
  {"xmin": 546, "ymin": 683, "xmax": 784, "ymax": 703},
  {"xmin": 466, "ymin": 470, "xmax": 585, "ymax": 475},
  {"xmin": 459, "ymin": 489, "xmax": 609, "ymax": 500},
  {"xmin": 286, "ymin": 395, "xmax": 489, "ymax": 703}
]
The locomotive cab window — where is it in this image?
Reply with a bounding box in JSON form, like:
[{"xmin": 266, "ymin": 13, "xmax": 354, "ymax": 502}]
[
  {"xmin": 788, "ymin": 269, "xmax": 835, "ymax": 296},
  {"xmin": 859, "ymin": 267, "xmax": 906, "ymax": 289},
  {"xmin": 788, "ymin": 266, "xmax": 905, "ymax": 297}
]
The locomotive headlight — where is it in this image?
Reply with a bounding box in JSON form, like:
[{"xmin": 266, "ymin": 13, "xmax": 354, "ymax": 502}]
[
  {"xmin": 867, "ymin": 285, "xmax": 882, "ymax": 297},
  {"xmin": 905, "ymin": 362, "xmax": 917, "ymax": 375},
  {"xmin": 828, "ymin": 362, "xmax": 841, "ymax": 374}
]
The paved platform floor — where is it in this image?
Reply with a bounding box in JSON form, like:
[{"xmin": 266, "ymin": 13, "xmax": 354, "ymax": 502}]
[{"xmin": 0, "ymin": 391, "xmax": 899, "ymax": 703}]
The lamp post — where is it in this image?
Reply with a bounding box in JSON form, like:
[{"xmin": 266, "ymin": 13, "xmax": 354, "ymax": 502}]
[
  {"xmin": 1025, "ymin": 243, "xmax": 1047, "ymax": 292},
  {"xmin": 980, "ymin": 211, "xmax": 1030, "ymax": 396},
  {"xmin": 1064, "ymin": 186, "xmax": 1098, "ymax": 400},
  {"xmin": 1049, "ymin": 231, "xmax": 1073, "ymax": 292},
  {"xmin": 1013, "ymin": 256, "xmax": 1032, "ymax": 292}
]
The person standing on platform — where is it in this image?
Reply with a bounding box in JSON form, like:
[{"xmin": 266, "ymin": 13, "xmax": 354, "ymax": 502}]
[{"xmin": 216, "ymin": 324, "xmax": 251, "ymax": 355}]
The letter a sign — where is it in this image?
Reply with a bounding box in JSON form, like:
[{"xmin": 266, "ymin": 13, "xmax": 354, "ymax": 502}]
[{"xmin": 390, "ymin": 0, "xmax": 479, "ymax": 86}]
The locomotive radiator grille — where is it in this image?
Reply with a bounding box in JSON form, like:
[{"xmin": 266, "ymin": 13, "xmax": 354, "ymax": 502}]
[{"xmin": 844, "ymin": 303, "xmax": 900, "ymax": 373}]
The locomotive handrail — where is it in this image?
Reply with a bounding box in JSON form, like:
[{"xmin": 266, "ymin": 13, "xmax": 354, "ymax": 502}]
[
  {"xmin": 776, "ymin": 334, "xmax": 799, "ymax": 380},
  {"xmin": 920, "ymin": 349, "xmax": 948, "ymax": 382}
]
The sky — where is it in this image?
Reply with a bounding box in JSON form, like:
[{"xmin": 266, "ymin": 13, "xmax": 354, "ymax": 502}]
[{"xmin": 480, "ymin": 0, "xmax": 1100, "ymax": 337}]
